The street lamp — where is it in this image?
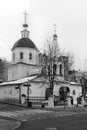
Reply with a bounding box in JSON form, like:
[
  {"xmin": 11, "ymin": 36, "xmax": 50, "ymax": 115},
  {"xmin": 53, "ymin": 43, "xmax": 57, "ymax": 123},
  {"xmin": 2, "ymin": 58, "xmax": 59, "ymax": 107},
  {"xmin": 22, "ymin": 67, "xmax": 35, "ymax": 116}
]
[{"xmin": 23, "ymin": 81, "xmax": 31, "ymax": 107}]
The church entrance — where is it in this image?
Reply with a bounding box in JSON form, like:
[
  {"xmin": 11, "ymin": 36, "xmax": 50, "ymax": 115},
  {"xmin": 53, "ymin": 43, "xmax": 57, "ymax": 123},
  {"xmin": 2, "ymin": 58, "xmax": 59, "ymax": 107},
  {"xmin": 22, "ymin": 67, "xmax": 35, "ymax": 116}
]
[{"xmin": 59, "ymin": 86, "xmax": 70, "ymax": 101}]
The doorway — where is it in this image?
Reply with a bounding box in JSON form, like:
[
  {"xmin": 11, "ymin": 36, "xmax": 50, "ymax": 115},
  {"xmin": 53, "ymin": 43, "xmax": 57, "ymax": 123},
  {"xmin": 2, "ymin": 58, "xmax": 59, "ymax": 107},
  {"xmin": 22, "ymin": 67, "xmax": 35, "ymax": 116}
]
[{"xmin": 59, "ymin": 86, "xmax": 70, "ymax": 101}]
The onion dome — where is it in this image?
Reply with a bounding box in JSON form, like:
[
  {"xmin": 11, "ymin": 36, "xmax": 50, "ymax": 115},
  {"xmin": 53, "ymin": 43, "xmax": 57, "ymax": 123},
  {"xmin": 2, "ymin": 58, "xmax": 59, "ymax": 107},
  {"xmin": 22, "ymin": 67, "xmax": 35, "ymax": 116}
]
[
  {"xmin": 53, "ymin": 34, "xmax": 57, "ymax": 40},
  {"xmin": 23, "ymin": 23, "xmax": 28, "ymax": 28},
  {"xmin": 12, "ymin": 11, "xmax": 39, "ymax": 51},
  {"xmin": 12, "ymin": 38, "xmax": 39, "ymax": 51}
]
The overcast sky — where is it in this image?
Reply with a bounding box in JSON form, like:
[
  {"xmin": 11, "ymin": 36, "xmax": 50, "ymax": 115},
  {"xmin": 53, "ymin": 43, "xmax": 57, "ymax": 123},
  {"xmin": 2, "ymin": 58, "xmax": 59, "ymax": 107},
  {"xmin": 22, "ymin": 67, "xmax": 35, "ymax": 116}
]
[{"xmin": 0, "ymin": 0, "xmax": 87, "ymax": 71}]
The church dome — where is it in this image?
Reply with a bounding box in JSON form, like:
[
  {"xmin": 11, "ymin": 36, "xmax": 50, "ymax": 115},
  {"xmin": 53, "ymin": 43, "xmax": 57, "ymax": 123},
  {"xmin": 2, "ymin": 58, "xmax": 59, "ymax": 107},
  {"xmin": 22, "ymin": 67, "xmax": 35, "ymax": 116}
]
[
  {"xmin": 53, "ymin": 34, "xmax": 57, "ymax": 38},
  {"xmin": 12, "ymin": 12, "xmax": 39, "ymax": 51},
  {"xmin": 12, "ymin": 38, "xmax": 39, "ymax": 51}
]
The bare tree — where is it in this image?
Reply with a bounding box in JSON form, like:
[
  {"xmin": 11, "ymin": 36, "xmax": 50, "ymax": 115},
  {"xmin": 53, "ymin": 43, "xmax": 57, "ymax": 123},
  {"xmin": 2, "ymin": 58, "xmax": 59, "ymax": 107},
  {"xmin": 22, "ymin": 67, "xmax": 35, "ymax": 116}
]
[
  {"xmin": 0, "ymin": 58, "xmax": 10, "ymax": 82},
  {"xmin": 39, "ymin": 38, "xmax": 62, "ymax": 95},
  {"xmin": 39, "ymin": 38, "xmax": 74, "ymax": 97}
]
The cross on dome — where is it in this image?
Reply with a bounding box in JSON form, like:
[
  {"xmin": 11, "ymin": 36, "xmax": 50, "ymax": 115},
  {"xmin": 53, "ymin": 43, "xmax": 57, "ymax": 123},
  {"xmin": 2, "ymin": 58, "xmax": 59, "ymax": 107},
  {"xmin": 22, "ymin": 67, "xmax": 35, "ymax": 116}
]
[
  {"xmin": 23, "ymin": 11, "xmax": 28, "ymax": 24},
  {"xmin": 53, "ymin": 24, "xmax": 57, "ymax": 34},
  {"xmin": 22, "ymin": 11, "xmax": 29, "ymax": 38}
]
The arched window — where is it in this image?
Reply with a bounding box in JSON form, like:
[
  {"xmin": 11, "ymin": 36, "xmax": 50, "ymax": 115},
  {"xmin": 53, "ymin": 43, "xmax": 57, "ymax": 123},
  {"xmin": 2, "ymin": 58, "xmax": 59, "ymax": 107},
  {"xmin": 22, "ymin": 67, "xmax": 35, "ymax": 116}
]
[
  {"xmin": 59, "ymin": 64, "xmax": 62, "ymax": 76},
  {"xmin": 20, "ymin": 52, "xmax": 23, "ymax": 59},
  {"xmin": 73, "ymin": 90, "xmax": 76, "ymax": 95},
  {"xmin": 53, "ymin": 64, "xmax": 57, "ymax": 75},
  {"xmin": 29, "ymin": 53, "xmax": 32, "ymax": 60}
]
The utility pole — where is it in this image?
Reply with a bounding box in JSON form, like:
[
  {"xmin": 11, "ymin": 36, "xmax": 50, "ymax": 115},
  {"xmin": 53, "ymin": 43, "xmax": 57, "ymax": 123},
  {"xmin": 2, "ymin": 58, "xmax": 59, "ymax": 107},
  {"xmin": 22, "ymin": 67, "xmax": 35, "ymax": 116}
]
[{"xmin": 23, "ymin": 81, "xmax": 31, "ymax": 107}]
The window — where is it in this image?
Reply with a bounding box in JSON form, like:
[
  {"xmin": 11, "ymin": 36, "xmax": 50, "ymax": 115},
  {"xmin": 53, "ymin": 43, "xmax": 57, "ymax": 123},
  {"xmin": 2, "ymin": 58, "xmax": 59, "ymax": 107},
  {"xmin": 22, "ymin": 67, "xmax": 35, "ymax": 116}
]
[
  {"xmin": 73, "ymin": 90, "xmax": 76, "ymax": 95},
  {"xmin": 13, "ymin": 53, "xmax": 15, "ymax": 61},
  {"xmin": 29, "ymin": 53, "xmax": 32, "ymax": 60},
  {"xmin": 59, "ymin": 64, "xmax": 62, "ymax": 76},
  {"xmin": 20, "ymin": 52, "xmax": 23, "ymax": 59},
  {"xmin": 53, "ymin": 64, "xmax": 57, "ymax": 75}
]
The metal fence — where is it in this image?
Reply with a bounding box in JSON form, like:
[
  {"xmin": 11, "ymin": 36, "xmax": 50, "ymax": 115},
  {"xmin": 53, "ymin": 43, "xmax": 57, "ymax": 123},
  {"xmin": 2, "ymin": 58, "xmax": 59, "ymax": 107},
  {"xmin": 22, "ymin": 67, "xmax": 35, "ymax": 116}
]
[
  {"xmin": 25, "ymin": 96, "xmax": 45, "ymax": 105},
  {"xmin": 0, "ymin": 98, "xmax": 19, "ymax": 104}
]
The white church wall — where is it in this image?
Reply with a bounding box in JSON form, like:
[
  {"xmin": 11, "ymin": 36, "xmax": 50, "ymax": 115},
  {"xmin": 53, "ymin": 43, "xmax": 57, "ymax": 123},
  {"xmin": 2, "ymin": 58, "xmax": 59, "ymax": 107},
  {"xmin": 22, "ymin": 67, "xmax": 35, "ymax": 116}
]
[
  {"xmin": 69, "ymin": 84, "xmax": 82, "ymax": 104},
  {"xmin": 53, "ymin": 82, "xmax": 82, "ymax": 105},
  {"xmin": 21, "ymin": 82, "xmax": 48, "ymax": 104},
  {"xmin": 0, "ymin": 85, "xmax": 19, "ymax": 100},
  {"xmin": 8, "ymin": 63, "xmax": 39, "ymax": 81},
  {"xmin": 17, "ymin": 64, "xmax": 39, "ymax": 77},
  {"xmin": 8, "ymin": 64, "xmax": 21, "ymax": 81},
  {"xmin": 8, "ymin": 66, "xmax": 13, "ymax": 81},
  {"xmin": 53, "ymin": 83, "xmax": 70, "ymax": 96},
  {"xmin": 12, "ymin": 48, "xmax": 39, "ymax": 65},
  {"xmin": 0, "ymin": 81, "xmax": 82, "ymax": 106},
  {"xmin": 21, "ymin": 82, "xmax": 48, "ymax": 98}
]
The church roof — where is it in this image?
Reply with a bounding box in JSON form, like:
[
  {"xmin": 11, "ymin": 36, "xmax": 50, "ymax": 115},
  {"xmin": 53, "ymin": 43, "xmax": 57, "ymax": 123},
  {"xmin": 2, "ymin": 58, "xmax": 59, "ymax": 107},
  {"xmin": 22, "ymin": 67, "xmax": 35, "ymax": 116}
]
[
  {"xmin": 0, "ymin": 75, "xmax": 37, "ymax": 86},
  {"xmin": 12, "ymin": 38, "xmax": 39, "ymax": 51}
]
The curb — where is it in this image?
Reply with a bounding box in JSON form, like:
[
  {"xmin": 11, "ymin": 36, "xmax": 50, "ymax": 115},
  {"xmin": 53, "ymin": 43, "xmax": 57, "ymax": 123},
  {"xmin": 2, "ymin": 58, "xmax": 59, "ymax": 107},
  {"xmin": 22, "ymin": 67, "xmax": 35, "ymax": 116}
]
[{"xmin": 10, "ymin": 121, "xmax": 21, "ymax": 130}]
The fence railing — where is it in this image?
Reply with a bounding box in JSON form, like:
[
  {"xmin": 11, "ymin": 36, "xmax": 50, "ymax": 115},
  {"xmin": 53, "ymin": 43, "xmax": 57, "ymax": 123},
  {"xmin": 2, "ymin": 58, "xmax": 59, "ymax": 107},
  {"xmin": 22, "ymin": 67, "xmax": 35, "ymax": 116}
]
[
  {"xmin": 0, "ymin": 96, "xmax": 69, "ymax": 106},
  {"xmin": 25, "ymin": 96, "xmax": 45, "ymax": 105},
  {"xmin": 0, "ymin": 98, "xmax": 19, "ymax": 104}
]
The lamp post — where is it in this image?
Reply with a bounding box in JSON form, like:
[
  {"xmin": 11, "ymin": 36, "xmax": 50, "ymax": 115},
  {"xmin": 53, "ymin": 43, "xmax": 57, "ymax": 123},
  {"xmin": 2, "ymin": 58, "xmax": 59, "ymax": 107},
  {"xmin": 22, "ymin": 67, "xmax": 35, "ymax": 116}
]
[{"xmin": 23, "ymin": 81, "xmax": 31, "ymax": 107}]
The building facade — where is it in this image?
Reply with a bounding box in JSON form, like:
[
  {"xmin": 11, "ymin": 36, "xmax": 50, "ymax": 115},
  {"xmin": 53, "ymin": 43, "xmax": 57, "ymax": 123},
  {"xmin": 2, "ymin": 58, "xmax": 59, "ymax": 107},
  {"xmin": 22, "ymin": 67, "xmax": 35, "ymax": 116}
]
[
  {"xmin": 0, "ymin": 13, "xmax": 82, "ymax": 106},
  {"xmin": 8, "ymin": 15, "xmax": 40, "ymax": 81}
]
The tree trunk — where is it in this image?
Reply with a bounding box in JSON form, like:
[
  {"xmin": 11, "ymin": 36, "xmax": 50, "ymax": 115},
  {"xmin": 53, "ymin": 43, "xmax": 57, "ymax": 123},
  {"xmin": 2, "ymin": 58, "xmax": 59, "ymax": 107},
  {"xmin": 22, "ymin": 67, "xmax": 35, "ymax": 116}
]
[{"xmin": 50, "ymin": 77, "xmax": 54, "ymax": 95}]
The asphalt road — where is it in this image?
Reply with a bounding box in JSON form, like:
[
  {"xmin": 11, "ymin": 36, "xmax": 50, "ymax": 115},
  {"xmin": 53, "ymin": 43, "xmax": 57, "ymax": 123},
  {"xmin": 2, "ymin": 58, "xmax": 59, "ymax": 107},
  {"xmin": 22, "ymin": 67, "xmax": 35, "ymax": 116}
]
[
  {"xmin": 16, "ymin": 113, "xmax": 87, "ymax": 130},
  {"xmin": 1, "ymin": 103, "xmax": 87, "ymax": 130}
]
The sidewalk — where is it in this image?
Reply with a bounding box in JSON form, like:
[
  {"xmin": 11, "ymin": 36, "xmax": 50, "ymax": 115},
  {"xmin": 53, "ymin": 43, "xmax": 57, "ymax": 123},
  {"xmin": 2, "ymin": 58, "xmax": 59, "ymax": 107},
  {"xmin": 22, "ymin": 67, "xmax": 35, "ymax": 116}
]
[
  {"xmin": 36, "ymin": 104, "xmax": 86, "ymax": 113},
  {"xmin": 0, "ymin": 118, "xmax": 21, "ymax": 130}
]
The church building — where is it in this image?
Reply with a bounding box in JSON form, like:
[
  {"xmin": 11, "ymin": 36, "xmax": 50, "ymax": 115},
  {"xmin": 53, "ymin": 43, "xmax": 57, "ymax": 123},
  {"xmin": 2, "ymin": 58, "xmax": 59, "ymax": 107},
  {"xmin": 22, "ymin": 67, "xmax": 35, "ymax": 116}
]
[
  {"xmin": 8, "ymin": 12, "xmax": 40, "ymax": 81},
  {"xmin": 0, "ymin": 12, "xmax": 82, "ymax": 106}
]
